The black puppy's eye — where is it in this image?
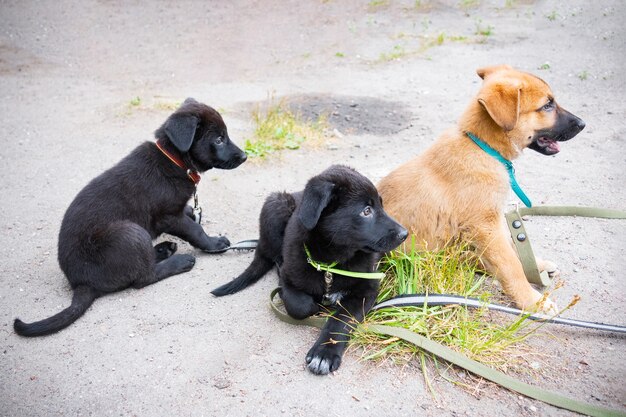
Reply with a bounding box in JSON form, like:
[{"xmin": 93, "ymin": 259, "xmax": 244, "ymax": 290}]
[
  {"xmin": 215, "ymin": 136, "xmax": 224, "ymax": 144},
  {"xmin": 361, "ymin": 206, "xmax": 373, "ymax": 217}
]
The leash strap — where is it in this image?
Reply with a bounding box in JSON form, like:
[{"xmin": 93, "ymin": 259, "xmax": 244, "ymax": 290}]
[
  {"xmin": 506, "ymin": 206, "xmax": 626, "ymax": 287},
  {"xmin": 467, "ymin": 132, "xmax": 532, "ymax": 208},
  {"xmin": 202, "ymin": 239, "xmax": 259, "ymax": 254},
  {"xmin": 303, "ymin": 245, "xmax": 386, "ymax": 279},
  {"xmin": 269, "ymin": 288, "xmax": 625, "ymax": 417},
  {"xmin": 516, "ymin": 206, "xmax": 626, "ymax": 219},
  {"xmin": 505, "ymin": 209, "xmax": 550, "ymax": 286},
  {"xmin": 372, "ymin": 293, "xmax": 626, "ymax": 333},
  {"xmin": 363, "ymin": 324, "xmax": 625, "ymax": 417}
]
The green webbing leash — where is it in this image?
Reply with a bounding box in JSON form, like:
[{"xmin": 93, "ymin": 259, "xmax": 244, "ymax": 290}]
[
  {"xmin": 270, "ymin": 288, "xmax": 327, "ymax": 328},
  {"xmin": 506, "ymin": 206, "xmax": 626, "ymax": 287},
  {"xmin": 303, "ymin": 244, "xmax": 386, "ymax": 279},
  {"xmin": 467, "ymin": 132, "xmax": 533, "ymax": 208},
  {"xmin": 516, "ymin": 206, "xmax": 626, "ymax": 219},
  {"xmin": 363, "ymin": 324, "xmax": 625, "ymax": 417},
  {"xmin": 269, "ymin": 289, "xmax": 625, "ymax": 417}
]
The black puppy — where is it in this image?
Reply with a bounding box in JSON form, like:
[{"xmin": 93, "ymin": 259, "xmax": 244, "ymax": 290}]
[
  {"xmin": 14, "ymin": 98, "xmax": 247, "ymax": 337},
  {"xmin": 212, "ymin": 165, "xmax": 407, "ymax": 374}
]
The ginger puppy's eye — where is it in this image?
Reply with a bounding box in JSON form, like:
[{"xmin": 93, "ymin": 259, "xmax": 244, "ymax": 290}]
[{"xmin": 539, "ymin": 99, "xmax": 554, "ymax": 112}]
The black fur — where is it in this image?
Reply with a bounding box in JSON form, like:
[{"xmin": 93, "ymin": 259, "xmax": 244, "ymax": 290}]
[
  {"xmin": 211, "ymin": 165, "xmax": 407, "ymax": 375},
  {"xmin": 14, "ymin": 98, "xmax": 247, "ymax": 337}
]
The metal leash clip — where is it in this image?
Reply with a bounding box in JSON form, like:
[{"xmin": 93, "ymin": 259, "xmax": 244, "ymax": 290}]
[
  {"xmin": 321, "ymin": 271, "xmax": 334, "ymax": 306},
  {"xmin": 192, "ymin": 189, "xmax": 202, "ymax": 224}
]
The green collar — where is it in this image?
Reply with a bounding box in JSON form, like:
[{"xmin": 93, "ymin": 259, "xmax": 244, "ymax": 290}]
[
  {"xmin": 303, "ymin": 245, "xmax": 385, "ymax": 280},
  {"xmin": 466, "ymin": 132, "xmax": 532, "ymax": 208}
]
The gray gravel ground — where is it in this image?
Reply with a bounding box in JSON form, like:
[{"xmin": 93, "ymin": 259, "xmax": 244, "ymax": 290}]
[{"xmin": 1, "ymin": 1, "xmax": 625, "ymax": 416}]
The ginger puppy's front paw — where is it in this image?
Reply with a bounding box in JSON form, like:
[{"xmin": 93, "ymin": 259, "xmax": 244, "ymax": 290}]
[
  {"xmin": 519, "ymin": 289, "xmax": 559, "ymax": 315},
  {"xmin": 537, "ymin": 258, "xmax": 560, "ymax": 279},
  {"xmin": 537, "ymin": 296, "xmax": 559, "ymax": 315}
]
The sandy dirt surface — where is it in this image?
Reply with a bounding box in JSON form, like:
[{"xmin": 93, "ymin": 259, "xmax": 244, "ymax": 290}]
[{"xmin": 1, "ymin": 1, "xmax": 625, "ymax": 416}]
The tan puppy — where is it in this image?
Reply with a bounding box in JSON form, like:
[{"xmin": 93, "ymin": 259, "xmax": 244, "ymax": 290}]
[{"xmin": 378, "ymin": 65, "xmax": 585, "ymax": 312}]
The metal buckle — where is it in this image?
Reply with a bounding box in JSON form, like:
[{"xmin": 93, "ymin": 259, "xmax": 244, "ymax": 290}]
[{"xmin": 192, "ymin": 189, "xmax": 202, "ymax": 224}]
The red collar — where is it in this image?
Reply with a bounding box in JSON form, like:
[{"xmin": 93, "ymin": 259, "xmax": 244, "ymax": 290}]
[{"xmin": 155, "ymin": 138, "xmax": 201, "ymax": 184}]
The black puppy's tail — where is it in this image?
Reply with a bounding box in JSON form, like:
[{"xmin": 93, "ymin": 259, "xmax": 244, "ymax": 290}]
[
  {"xmin": 211, "ymin": 254, "xmax": 274, "ymax": 296},
  {"xmin": 212, "ymin": 191, "xmax": 293, "ymax": 297},
  {"xmin": 14, "ymin": 285, "xmax": 100, "ymax": 337}
]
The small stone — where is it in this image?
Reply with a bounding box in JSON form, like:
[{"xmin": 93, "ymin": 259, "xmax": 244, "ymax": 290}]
[{"xmin": 213, "ymin": 377, "xmax": 231, "ymax": 389}]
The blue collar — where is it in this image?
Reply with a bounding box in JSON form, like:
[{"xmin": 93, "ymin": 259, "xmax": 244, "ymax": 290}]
[{"xmin": 466, "ymin": 132, "xmax": 532, "ymax": 208}]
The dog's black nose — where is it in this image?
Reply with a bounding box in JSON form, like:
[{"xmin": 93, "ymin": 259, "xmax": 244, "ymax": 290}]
[
  {"xmin": 574, "ymin": 117, "xmax": 585, "ymax": 131},
  {"xmin": 397, "ymin": 228, "xmax": 408, "ymax": 242},
  {"xmin": 239, "ymin": 151, "xmax": 248, "ymax": 163},
  {"xmin": 567, "ymin": 113, "xmax": 585, "ymax": 132}
]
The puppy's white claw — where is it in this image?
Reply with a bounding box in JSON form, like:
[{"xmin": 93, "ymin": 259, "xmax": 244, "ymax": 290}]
[
  {"xmin": 547, "ymin": 268, "xmax": 560, "ymax": 279},
  {"xmin": 307, "ymin": 356, "xmax": 331, "ymax": 375},
  {"xmin": 544, "ymin": 261, "xmax": 560, "ymax": 278}
]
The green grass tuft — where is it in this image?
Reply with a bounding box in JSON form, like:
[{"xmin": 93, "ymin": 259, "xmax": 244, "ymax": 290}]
[
  {"xmin": 474, "ymin": 19, "xmax": 494, "ymax": 37},
  {"xmin": 368, "ymin": 0, "xmax": 389, "ymax": 8},
  {"xmin": 352, "ymin": 239, "xmax": 571, "ymax": 373},
  {"xmin": 546, "ymin": 10, "xmax": 558, "ymax": 21},
  {"xmin": 378, "ymin": 45, "xmax": 407, "ymax": 61},
  {"xmin": 244, "ymin": 98, "xmax": 328, "ymax": 159},
  {"xmin": 459, "ymin": 0, "xmax": 480, "ymax": 9}
]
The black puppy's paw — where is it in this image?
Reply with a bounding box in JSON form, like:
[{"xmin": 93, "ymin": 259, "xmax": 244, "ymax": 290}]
[
  {"xmin": 171, "ymin": 254, "xmax": 196, "ymax": 273},
  {"xmin": 203, "ymin": 236, "xmax": 231, "ymax": 254},
  {"xmin": 306, "ymin": 344, "xmax": 342, "ymax": 375},
  {"xmin": 154, "ymin": 241, "xmax": 178, "ymax": 261}
]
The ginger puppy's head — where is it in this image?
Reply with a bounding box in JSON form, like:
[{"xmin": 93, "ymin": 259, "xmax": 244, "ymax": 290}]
[{"xmin": 474, "ymin": 65, "xmax": 585, "ymax": 156}]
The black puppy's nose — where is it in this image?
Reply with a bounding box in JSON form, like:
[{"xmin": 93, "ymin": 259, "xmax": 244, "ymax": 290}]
[
  {"xmin": 239, "ymin": 151, "xmax": 248, "ymax": 163},
  {"xmin": 397, "ymin": 228, "xmax": 408, "ymax": 242}
]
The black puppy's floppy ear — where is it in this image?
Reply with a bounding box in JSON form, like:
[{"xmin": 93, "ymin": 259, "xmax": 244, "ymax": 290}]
[
  {"xmin": 164, "ymin": 113, "xmax": 199, "ymax": 153},
  {"xmin": 298, "ymin": 178, "xmax": 335, "ymax": 230},
  {"xmin": 182, "ymin": 97, "xmax": 198, "ymax": 105}
]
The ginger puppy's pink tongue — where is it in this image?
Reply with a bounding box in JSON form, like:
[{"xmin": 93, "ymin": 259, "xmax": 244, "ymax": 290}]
[
  {"xmin": 538, "ymin": 136, "xmax": 560, "ymax": 154},
  {"xmin": 547, "ymin": 140, "xmax": 560, "ymax": 153}
]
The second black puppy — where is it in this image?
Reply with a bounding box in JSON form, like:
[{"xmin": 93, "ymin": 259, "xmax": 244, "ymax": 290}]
[
  {"xmin": 212, "ymin": 165, "xmax": 407, "ymax": 375},
  {"xmin": 14, "ymin": 98, "xmax": 246, "ymax": 337}
]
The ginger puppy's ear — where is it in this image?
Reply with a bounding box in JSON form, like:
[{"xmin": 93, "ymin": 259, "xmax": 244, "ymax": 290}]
[
  {"xmin": 476, "ymin": 64, "xmax": 514, "ymax": 80},
  {"xmin": 477, "ymin": 80, "xmax": 521, "ymax": 131}
]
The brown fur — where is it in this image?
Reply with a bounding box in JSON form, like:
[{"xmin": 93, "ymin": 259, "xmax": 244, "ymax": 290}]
[{"xmin": 378, "ymin": 65, "xmax": 585, "ymax": 312}]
